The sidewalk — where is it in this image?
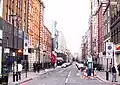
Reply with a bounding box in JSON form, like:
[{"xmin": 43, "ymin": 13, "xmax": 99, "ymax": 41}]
[
  {"xmin": 8, "ymin": 67, "xmax": 58, "ymax": 85},
  {"xmin": 97, "ymin": 71, "xmax": 120, "ymax": 84}
]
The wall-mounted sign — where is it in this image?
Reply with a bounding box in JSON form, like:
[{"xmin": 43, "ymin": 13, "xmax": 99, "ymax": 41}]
[
  {"xmin": 116, "ymin": 45, "xmax": 120, "ymax": 51},
  {"xmin": 106, "ymin": 42, "xmax": 113, "ymax": 53}
]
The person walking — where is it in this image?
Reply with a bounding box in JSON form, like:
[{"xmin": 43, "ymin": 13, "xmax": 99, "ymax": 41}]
[
  {"xmin": 117, "ymin": 64, "xmax": 120, "ymax": 76},
  {"xmin": 112, "ymin": 65, "xmax": 117, "ymax": 82},
  {"xmin": 36, "ymin": 62, "xmax": 40, "ymax": 73},
  {"xmin": 17, "ymin": 63, "xmax": 23, "ymax": 80},
  {"xmin": 109, "ymin": 63, "xmax": 112, "ymax": 73},
  {"xmin": 33, "ymin": 61, "xmax": 37, "ymax": 72}
]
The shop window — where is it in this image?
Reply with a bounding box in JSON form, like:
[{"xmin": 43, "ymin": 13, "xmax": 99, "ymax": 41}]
[{"xmin": 118, "ymin": 31, "xmax": 120, "ymax": 43}]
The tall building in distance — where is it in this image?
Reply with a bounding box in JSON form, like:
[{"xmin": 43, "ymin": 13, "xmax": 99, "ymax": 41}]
[{"xmin": 57, "ymin": 31, "xmax": 67, "ymax": 53}]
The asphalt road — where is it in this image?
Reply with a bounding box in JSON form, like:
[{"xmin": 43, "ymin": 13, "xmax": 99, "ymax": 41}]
[{"xmin": 21, "ymin": 63, "xmax": 114, "ymax": 85}]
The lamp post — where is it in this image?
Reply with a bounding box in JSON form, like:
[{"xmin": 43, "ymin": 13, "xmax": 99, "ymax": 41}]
[{"xmin": 9, "ymin": 14, "xmax": 19, "ymax": 82}]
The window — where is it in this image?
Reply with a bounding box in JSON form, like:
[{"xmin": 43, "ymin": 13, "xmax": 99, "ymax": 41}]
[
  {"xmin": 0, "ymin": 0, "xmax": 3, "ymax": 17},
  {"xmin": 8, "ymin": 8, "xmax": 10, "ymax": 22},
  {"xmin": 118, "ymin": 31, "xmax": 120, "ymax": 43},
  {"xmin": 117, "ymin": 28, "xmax": 118, "ymax": 43}
]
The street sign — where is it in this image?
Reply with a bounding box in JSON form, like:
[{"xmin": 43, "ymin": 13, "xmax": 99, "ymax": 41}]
[
  {"xmin": 4, "ymin": 48, "xmax": 10, "ymax": 53},
  {"xmin": 106, "ymin": 42, "xmax": 113, "ymax": 58},
  {"xmin": 106, "ymin": 42, "xmax": 113, "ymax": 53},
  {"xmin": 23, "ymin": 49, "xmax": 28, "ymax": 55},
  {"xmin": 23, "ymin": 33, "xmax": 29, "ymax": 55}
]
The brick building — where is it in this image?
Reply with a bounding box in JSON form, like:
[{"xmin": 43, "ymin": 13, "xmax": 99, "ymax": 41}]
[
  {"xmin": 39, "ymin": 1, "xmax": 45, "ymax": 64},
  {"xmin": 44, "ymin": 26, "xmax": 52, "ymax": 63},
  {"xmin": 28, "ymin": 0, "xmax": 40, "ymax": 47}
]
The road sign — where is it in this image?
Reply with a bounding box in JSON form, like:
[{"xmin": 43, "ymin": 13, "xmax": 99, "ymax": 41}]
[
  {"xmin": 106, "ymin": 42, "xmax": 113, "ymax": 58},
  {"xmin": 106, "ymin": 42, "xmax": 113, "ymax": 53},
  {"xmin": 23, "ymin": 33, "xmax": 29, "ymax": 55},
  {"xmin": 4, "ymin": 48, "xmax": 10, "ymax": 53}
]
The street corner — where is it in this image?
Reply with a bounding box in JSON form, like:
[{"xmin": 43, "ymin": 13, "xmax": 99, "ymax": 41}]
[
  {"xmin": 96, "ymin": 76, "xmax": 109, "ymax": 83},
  {"xmin": 95, "ymin": 76, "xmax": 118, "ymax": 85},
  {"xmin": 17, "ymin": 78, "xmax": 33, "ymax": 85}
]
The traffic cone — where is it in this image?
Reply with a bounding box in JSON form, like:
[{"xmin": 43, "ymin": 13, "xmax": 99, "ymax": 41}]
[
  {"xmin": 91, "ymin": 73, "xmax": 93, "ymax": 77},
  {"xmin": 83, "ymin": 68, "xmax": 88, "ymax": 79},
  {"xmin": 94, "ymin": 68, "xmax": 97, "ymax": 77}
]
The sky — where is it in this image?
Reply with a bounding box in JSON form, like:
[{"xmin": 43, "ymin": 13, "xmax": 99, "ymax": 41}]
[{"xmin": 43, "ymin": 0, "xmax": 91, "ymax": 54}]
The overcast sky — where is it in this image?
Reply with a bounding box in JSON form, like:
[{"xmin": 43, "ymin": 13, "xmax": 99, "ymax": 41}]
[{"xmin": 43, "ymin": 0, "xmax": 91, "ymax": 54}]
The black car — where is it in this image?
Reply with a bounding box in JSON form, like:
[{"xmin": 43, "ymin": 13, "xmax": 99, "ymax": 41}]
[{"xmin": 57, "ymin": 60, "xmax": 64, "ymax": 66}]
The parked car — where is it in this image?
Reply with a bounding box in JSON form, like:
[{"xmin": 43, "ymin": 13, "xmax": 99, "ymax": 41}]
[
  {"xmin": 61, "ymin": 63, "xmax": 67, "ymax": 68},
  {"xmin": 57, "ymin": 57, "xmax": 64, "ymax": 66},
  {"xmin": 75, "ymin": 62, "xmax": 85, "ymax": 71},
  {"xmin": 61, "ymin": 63, "xmax": 71, "ymax": 68}
]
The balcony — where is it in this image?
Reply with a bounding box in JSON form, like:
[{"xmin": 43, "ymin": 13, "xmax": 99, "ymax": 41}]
[{"xmin": 104, "ymin": 32, "xmax": 110, "ymax": 40}]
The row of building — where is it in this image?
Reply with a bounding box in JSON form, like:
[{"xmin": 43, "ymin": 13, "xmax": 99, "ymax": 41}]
[
  {"xmin": 81, "ymin": 0, "xmax": 120, "ymax": 70},
  {"xmin": 0, "ymin": 0, "xmax": 71, "ymax": 71}
]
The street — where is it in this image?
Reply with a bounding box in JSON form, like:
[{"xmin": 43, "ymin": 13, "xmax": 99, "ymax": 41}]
[{"xmin": 20, "ymin": 63, "xmax": 114, "ymax": 85}]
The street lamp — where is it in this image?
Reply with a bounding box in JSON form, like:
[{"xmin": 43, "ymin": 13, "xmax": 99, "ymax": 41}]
[{"xmin": 9, "ymin": 14, "xmax": 19, "ymax": 82}]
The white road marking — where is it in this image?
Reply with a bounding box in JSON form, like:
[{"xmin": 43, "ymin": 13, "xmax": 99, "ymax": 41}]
[{"xmin": 65, "ymin": 70, "xmax": 71, "ymax": 84}]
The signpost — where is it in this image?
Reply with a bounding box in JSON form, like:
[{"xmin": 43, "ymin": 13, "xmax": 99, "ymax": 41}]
[
  {"xmin": 105, "ymin": 42, "xmax": 114, "ymax": 80},
  {"xmin": 106, "ymin": 42, "xmax": 113, "ymax": 58},
  {"xmin": 23, "ymin": 33, "xmax": 29, "ymax": 78}
]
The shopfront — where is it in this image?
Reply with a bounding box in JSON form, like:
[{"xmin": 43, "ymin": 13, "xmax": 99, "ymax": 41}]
[
  {"xmin": 0, "ymin": 17, "xmax": 24, "ymax": 72},
  {"xmin": 115, "ymin": 44, "xmax": 120, "ymax": 65}
]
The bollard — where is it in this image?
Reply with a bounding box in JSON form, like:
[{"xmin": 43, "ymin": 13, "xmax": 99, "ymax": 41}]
[
  {"xmin": 94, "ymin": 68, "xmax": 97, "ymax": 76},
  {"xmin": 106, "ymin": 71, "xmax": 109, "ymax": 80}
]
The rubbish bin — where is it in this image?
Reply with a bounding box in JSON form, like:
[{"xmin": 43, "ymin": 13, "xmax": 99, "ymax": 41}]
[
  {"xmin": 106, "ymin": 71, "xmax": 109, "ymax": 80},
  {"xmin": 2, "ymin": 65, "xmax": 9, "ymax": 85},
  {"xmin": 2, "ymin": 73, "xmax": 9, "ymax": 85}
]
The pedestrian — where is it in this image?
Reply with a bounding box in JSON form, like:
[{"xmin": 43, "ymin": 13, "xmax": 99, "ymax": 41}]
[
  {"xmin": 17, "ymin": 63, "xmax": 23, "ymax": 80},
  {"xmin": 109, "ymin": 63, "xmax": 112, "ymax": 73},
  {"xmin": 112, "ymin": 65, "xmax": 117, "ymax": 82},
  {"xmin": 36, "ymin": 62, "xmax": 40, "ymax": 73},
  {"xmin": 117, "ymin": 64, "xmax": 120, "ymax": 76},
  {"xmin": 33, "ymin": 61, "xmax": 37, "ymax": 72}
]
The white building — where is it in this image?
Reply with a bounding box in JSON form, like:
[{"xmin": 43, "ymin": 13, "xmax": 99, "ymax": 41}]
[
  {"xmin": 57, "ymin": 31, "xmax": 67, "ymax": 53},
  {"xmin": 91, "ymin": 0, "xmax": 99, "ymax": 59}
]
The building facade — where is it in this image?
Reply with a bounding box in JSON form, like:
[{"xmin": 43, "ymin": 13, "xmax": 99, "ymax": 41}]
[
  {"xmin": 57, "ymin": 31, "xmax": 67, "ymax": 53},
  {"xmin": 81, "ymin": 36, "xmax": 86, "ymax": 60},
  {"xmin": 43, "ymin": 26, "xmax": 52, "ymax": 65},
  {"xmin": 90, "ymin": 0, "xmax": 99, "ymax": 64},
  {"xmin": 110, "ymin": 0, "xmax": 120, "ymax": 65},
  {"xmin": 0, "ymin": 0, "xmax": 29, "ymax": 71},
  {"xmin": 27, "ymin": 0, "xmax": 41, "ymax": 69},
  {"xmin": 39, "ymin": 1, "xmax": 45, "ymax": 65}
]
